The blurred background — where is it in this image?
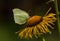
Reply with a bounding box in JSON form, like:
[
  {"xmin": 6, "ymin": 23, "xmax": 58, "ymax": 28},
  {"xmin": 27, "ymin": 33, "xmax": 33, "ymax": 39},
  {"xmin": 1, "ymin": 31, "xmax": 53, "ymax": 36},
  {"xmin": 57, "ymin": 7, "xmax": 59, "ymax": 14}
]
[{"xmin": 0, "ymin": 0, "xmax": 60, "ymax": 41}]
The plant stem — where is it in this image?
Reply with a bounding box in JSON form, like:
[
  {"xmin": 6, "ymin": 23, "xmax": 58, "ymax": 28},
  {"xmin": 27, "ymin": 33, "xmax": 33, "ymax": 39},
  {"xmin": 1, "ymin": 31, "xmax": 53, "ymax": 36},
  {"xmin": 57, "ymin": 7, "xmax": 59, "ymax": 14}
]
[
  {"xmin": 43, "ymin": 37, "xmax": 45, "ymax": 41},
  {"xmin": 44, "ymin": 7, "xmax": 52, "ymax": 16},
  {"xmin": 54, "ymin": 0, "xmax": 60, "ymax": 36}
]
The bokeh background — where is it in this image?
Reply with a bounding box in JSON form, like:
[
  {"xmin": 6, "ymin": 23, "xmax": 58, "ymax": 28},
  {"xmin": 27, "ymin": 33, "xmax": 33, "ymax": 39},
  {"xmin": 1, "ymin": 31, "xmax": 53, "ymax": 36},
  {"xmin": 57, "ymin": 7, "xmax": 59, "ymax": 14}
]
[{"xmin": 0, "ymin": 0, "xmax": 60, "ymax": 41}]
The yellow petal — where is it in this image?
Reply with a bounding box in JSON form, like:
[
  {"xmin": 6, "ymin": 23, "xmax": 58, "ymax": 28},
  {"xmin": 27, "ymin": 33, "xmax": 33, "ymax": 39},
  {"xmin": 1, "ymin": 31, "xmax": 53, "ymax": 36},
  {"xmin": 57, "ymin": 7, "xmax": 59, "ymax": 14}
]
[
  {"xmin": 19, "ymin": 28, "xmax": 29, "ymax": 39},
  {"xmin": 29, "ymin": 27, "xmax": 33, "ymax": 38},
  {"xmin": 43, "ymin": 21, "xmax": 54, "ymax": 29},
  {"xmin": 45, "ymin": 25, "xmax": 51, "ymax": 34},
  {"xmin": 37, "ymin": 24, "xmax": 46, "ymax": 33},
  {"xmin": 40, "ymin": 22, "xmax": 51, "ymax": 33},
  {"xmin": 48, "ymin": 21, "xmax": 55, "ymax": 25},
  {"xmin": 24, "ymin": 27, "xmax": 31, "ymax": 39},
  {"xmin": 33, "ymin": 26, "xmax": 38, "ymax": 38},
  {"xmin": 40, "ymin": 23, "xmax": 47, "ymax": 33},
  {"xmin": 35, "ymin": 26, "xmax": 41, "ymax": 36},
  {"xmin": 46, "ymin": 13, "xmax": 56, "ymax": 17}
]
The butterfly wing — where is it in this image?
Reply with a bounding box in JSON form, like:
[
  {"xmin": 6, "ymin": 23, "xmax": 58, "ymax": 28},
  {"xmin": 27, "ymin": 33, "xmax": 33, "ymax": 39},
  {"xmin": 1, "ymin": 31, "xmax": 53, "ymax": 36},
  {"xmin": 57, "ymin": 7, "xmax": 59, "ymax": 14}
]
[{"xmin": 13, "ymin": 8, "xmax": 30, "ymax": 25}]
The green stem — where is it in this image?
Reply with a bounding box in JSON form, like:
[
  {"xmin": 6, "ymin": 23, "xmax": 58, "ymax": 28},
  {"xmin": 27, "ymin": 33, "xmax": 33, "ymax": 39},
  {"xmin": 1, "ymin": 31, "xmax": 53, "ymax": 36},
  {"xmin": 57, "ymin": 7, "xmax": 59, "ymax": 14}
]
[
  {"xmin": 43, "ymin": 37, "xmax": 46, "ymax": 41},
  {"xmin": 54, "ymin": 0, "xmax": 60, "ymax": 36},
  {"xmin": 44, "ymin": 7, "xmax": 52, "ymax": 16}
]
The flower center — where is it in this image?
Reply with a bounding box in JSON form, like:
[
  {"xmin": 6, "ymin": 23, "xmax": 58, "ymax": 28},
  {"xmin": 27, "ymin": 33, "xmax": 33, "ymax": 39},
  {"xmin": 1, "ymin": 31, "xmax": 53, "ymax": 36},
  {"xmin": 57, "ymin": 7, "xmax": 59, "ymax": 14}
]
[{"xmin": 26, "ymin": 15, "xmax": 42, "ymax": 27}]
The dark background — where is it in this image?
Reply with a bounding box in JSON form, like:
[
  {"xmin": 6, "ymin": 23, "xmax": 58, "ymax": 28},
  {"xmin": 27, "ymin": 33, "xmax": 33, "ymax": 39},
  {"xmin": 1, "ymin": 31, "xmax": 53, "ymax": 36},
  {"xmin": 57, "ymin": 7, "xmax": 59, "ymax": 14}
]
[{"xmin": 0, "ymin": 0, "xmax": 60, "ymax": 41}]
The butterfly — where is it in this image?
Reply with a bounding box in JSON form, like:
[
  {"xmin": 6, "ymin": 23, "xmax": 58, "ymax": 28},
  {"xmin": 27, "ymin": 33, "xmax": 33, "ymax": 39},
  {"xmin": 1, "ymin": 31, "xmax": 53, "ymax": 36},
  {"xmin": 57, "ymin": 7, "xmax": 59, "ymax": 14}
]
[
  {"xmin": 13, "ymin": 7, "xmax": 56, "ymax": 39},
  {"xmin": 13, "ymin": 8, "xmax": 30, "ymax": 25}
]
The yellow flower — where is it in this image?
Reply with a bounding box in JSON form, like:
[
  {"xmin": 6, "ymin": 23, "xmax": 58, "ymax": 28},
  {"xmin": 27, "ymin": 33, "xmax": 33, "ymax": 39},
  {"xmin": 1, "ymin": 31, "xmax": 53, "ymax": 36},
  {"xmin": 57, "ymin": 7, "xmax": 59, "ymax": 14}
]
[{"xmin": 16, "ymin": 7, "xmax": 57, "ymax": 39}]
